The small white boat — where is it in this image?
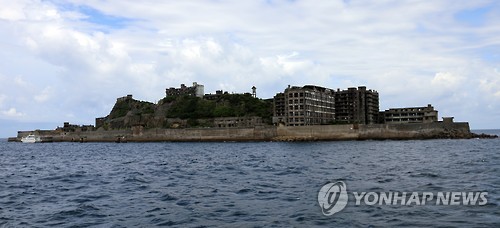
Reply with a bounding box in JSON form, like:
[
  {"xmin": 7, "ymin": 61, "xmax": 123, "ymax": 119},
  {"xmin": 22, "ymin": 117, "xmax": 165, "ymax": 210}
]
[{"xmin": 21, "ymin": 134, "xmax": 41, "ymax": 143}]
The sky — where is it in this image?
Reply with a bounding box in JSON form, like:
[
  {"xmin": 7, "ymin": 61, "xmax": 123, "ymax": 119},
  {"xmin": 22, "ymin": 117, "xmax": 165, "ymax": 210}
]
[{"xmin": 1, "ymin": 0, "xmax": 500, "ymax": 137}]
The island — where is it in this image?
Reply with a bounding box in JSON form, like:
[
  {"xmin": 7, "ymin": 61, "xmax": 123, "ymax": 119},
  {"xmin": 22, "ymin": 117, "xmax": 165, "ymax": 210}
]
[{"xmin": 9, "ymin": 82, "xmax": 497, "ymax": 142}]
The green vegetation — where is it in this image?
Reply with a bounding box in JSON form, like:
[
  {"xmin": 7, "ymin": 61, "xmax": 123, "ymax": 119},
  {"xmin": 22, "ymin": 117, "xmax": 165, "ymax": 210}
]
[
  {"xmin": 165, "ymin": 95, "xmax": 215, "ymax": 119},
  {"xmin": 108, "ymin": 99, "xmax": 155, "ymax": 119},
  {"xmin": 165, "ymin": 94, "xmax": 272, "ymax": 121},
  {"xmin": 102, "ymin": 93, "xmax": 273, "ymax": 129},
  {"xmin": 108, "ymin": 100, "xmax": 130, "ymax": 119},
  {"xmin": 139, "ymin": 102, "xmax": 155, "ymax": 115},
  {"xmin": 160, "ymin": 95, "xmax": 177, "ymax": 103}
]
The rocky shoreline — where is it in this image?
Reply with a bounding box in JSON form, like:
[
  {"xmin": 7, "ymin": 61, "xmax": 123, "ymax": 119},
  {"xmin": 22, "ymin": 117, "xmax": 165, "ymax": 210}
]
[
  {"xmin": 271, "ymin": 130, "xmax": 498, "ymax": 142},
  {"xmin": 469, "ymin": 132, "xmax": 499, "ymax": 139}
]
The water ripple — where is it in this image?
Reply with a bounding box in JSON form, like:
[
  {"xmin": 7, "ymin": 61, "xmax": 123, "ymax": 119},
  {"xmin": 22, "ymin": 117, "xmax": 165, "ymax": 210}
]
[{"xmin": 0, "ymin": 138, "xmax": 499, "ymax": 226}]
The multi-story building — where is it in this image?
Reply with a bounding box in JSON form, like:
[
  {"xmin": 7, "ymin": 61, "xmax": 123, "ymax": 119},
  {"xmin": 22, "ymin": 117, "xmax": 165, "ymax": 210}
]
[
  {"xmin": 380, "ymin": 104, "xmax": 438, "ymax": 124},
  {"xmin": 334, "ymin": 86, "xmax": 379, "ymax": 124},
  {"xmin": 165, "ymin": 82, "xmax": 204, "ymax": 98},
  {"xmin": 117, "ymin": 94, "xmax": 133, "ymax": 102},
  {"xmin": 273, "ymin": 85, "xmax": 335, "ymax": 126},
  {"xmin": 272, "ymin": 92, "xmax": 286, "ymax": 124}
]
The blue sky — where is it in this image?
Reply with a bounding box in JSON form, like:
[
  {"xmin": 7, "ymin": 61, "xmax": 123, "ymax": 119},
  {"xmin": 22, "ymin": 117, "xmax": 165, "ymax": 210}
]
[
  {"xmin": 455, "ymin": 4, "xmax": 491, "ymax": 26},
  {"xmin": 0, "ymin": 0, "xmax": 500, "ymax": 137}
]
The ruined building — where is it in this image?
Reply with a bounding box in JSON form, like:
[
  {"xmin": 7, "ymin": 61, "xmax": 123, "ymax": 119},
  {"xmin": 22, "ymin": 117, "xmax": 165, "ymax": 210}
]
[
  {"xmin": 272, "ymin": 85, "xmax": 380, "ymax": 126},
  {"xmin": 204, "ymin": 90, "xmax": 228, "ymax": 100},
  {"xmin": 334, "ymin": 86, "xmax": 379, "ymax": 124},
  {"xmin": 273, "ymin": 85, "xmax": 336, "ymax": 126},
  {"xmin": 380, "ymin": 104, "xmax": 438, "ymax": 124},
  {"xmin": 166, "ymin": 82, "xmax": 204, "ymax": 98}
]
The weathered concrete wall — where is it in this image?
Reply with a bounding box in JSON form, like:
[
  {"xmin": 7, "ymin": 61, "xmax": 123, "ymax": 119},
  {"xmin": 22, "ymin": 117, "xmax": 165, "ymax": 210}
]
[
  {"xmin": 274, "ymin": 125, "xmax": 357, "ymax": 141},
  {"xmin": 13, "ymin": 121, "xmax": 472, "ymax": 142},
  {"xmin": 359, "ymin": 122, "xmax": 471, "ymax": 139},
  {"xmin": 130, "ymin": 127, "xmax": 263, "ymax": 141}
]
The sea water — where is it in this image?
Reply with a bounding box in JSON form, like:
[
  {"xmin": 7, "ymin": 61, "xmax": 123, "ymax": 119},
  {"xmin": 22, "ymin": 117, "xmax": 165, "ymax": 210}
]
[{"xmin": 1, "ymin": 130, "xmax": 499, "ymax": 227}]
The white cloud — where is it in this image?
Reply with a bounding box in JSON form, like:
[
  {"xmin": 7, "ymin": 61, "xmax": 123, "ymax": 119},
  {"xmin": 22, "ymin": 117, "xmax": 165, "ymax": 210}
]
[
  {"xmin": 260, "ymin": 52, "xmax": 314, "ymax": 76},
  {"xmin": 0, "ymin": 0, "xmax": 26, "ymax": 21},
  {"xmin": 14, "ymin": 76, "xmax": 28, "ymax": 87},
  {"xmin": 34, "ymin": 87, "xmax": 54, "ymax": 103},
  {"xmin": 431, "ymin": 72, "xmax": 465, "ymax": 90},
  {"xmin": 479, "ymin": 75, "xmax": 500, "ymax": 100},
  {"xmin": 2, "ymin": 108, "xmax": 25, "ymax": 117}
]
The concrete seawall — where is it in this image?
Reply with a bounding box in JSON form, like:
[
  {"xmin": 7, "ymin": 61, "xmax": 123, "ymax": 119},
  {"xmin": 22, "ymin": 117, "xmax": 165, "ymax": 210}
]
[
  {"xmin": 12, "ymin": 121, "xmax": 475, "ymax": 142},
  {"xmin": 359, "ymin": 122, "xmax": 471, "ymax": 140},
  {"xmin": 274, "ymin": 124, "xmax": 357, "ymax": 141}
]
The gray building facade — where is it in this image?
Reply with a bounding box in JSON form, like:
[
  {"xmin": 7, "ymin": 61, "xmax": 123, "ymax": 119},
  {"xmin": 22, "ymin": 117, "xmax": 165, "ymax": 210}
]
[
  {"xmin": 166, "ymin": 82, "xmax": 204, "ymax": 98},
  {"xmin": 380, "ymin": 104, "xmax": 438, "ymax": 124},
  {"xmin": 334, "ymin": 86, "xmax": 379, "ymax": 124},
  {"xmin": 273, "ymin": 85, "xmax": 335, "ymax": 126}
]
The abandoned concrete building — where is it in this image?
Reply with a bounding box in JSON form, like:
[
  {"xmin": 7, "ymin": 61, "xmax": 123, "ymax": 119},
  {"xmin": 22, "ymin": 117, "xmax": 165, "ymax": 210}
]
[
  {"xmin": 380, "ymin": 104, "xmax": 438, "ymax": 124},
  {"xmin": 272, "ymin": 85, "xmax": 381, "ymax": 126},
  {"xmin": 273, "ymin": 85, "xmax": 336, "ymax": 126},
  {"xmin": 56, "ymin": 122, "xmax": 94, "ymax": 132},
  {"xmin": 204, "ymin": 90, "xmax": 228, "ymax": 100},
  {"xmin": 334, "ymin": 86, "xmax": 380, "ymax": 125},
  {"xmin": 166, "ymin": 82, "xmax": 205, "ymax": 98},
  {"xmin": 117, "ymin": 94, "xmax": 133, "ymax": 102}
]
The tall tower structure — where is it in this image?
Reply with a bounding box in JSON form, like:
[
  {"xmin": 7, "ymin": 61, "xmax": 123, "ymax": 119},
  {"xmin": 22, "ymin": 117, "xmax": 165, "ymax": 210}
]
[{"xmin": 252, "ymin": 86, "xmax": 257, "ymax": 98}]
